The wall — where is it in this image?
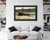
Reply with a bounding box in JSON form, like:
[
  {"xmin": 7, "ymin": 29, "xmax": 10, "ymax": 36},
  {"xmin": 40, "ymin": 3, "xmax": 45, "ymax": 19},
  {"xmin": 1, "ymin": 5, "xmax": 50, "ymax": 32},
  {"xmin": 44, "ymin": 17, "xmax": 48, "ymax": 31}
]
[{"xmin": 6, "ymin": 0, "xmax": 43, "ymax": 30}]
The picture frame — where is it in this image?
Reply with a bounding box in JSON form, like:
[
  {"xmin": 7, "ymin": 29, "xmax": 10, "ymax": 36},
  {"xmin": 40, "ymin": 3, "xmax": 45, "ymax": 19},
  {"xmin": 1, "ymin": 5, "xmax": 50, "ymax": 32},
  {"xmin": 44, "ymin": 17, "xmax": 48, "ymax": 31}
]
[{"xmin": 14, "ymin": 5, "xmax": 37, "ymax": 21}]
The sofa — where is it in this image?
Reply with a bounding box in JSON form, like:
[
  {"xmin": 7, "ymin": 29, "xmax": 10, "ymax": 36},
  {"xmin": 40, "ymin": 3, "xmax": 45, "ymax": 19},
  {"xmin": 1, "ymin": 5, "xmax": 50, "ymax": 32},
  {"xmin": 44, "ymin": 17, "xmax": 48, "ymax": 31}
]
[{"xmin": 8, "ymin": 26, "xmax": 42, "ymax": 40}]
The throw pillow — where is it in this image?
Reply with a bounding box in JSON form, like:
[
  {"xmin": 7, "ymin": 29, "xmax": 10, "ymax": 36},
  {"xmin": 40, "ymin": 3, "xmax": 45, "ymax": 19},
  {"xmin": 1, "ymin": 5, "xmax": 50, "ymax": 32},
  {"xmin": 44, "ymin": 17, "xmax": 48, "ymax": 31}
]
[
  {"xmin": 15, "ymin": 26, "xmax": 21, "ymax": 32},
  {"xmin": 32, "ymin": 26, "xmax": 41, "ymax": 32},
  {"xmin": 21, "ymin": 26, "xmax": 30, "ymax": 32},
  {"xmin": 8, "ymin": 26, "xmax": 18, "ymax": 32}
]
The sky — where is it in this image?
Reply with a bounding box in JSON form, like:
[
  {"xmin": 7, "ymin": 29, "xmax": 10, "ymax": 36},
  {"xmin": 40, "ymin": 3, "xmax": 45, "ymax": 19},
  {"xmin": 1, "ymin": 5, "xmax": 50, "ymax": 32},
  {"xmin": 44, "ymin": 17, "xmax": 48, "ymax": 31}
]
[{"xmin": 15, "ymin": 7, "xmax": 35, "ymax": 9}]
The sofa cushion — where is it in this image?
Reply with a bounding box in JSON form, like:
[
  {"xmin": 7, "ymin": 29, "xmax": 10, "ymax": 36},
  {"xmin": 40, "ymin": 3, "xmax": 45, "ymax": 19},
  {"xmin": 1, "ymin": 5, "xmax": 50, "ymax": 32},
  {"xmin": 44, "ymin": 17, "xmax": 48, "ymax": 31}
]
[
  {"xmin": 8, "ymin": 26, "xmax": 18, "ymax": 32},
  {"xmin": 20, "ymin": 31, "xmax": 30, "ymax": 36},
  {"xmin": 27, "ymin": 36, "xmax": 37, "ymax": 39},
  {"xmin": 9, "ymin": 31, "xmax": 20, "ymax": 39},
  {"xmin": 11, "ymin": 31, "xmax": 20, "ymax": 33},
  {"xmin": 21, "ymin": 31, "xmax": 29, "ymax": 33},
  {"xmin": 32, "ymin": 26, "xmax": 41, "ymax": 32},
  {"xmin": 30, "ymin": 26, "xmax": 35, "ymax": 31},
  {"xmin": 15, "ymin": 26, "xmax": 21, "ymax": 32},
  {"xmin": 30, "ymin": 31, "xmax": 38, "ymax": 36},
  {"xmin": 21, "ymin": 26, "xmax": 30, "ymax": 32}
]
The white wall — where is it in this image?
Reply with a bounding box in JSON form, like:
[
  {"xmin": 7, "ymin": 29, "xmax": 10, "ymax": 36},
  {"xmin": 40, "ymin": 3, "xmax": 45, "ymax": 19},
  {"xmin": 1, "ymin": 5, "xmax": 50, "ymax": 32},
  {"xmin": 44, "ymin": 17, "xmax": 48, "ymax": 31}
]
[{"xmin": 6, "ymin": 0, "xmax": 43, "ymax": 29}]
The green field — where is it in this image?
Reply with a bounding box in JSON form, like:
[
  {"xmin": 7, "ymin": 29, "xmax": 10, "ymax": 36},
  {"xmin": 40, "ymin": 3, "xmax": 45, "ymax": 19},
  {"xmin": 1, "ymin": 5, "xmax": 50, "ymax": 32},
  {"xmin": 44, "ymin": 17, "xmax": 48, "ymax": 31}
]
[
  {"xmin": 15, "ymin": 16, "xmax": 35, "ymax": 19},
  {"xmin": 16, "ymin": 12, "xmax": 35, "ymax": 15},
  {"xmin": 15, "ymin": 8, "xmax": 36, "ymax": 19}
]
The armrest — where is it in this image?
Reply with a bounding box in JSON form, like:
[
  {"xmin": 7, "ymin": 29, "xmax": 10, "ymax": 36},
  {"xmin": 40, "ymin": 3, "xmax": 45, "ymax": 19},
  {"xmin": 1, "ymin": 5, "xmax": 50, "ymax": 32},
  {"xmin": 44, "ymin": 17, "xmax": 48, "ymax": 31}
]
[{"xmin": 37, "ymin": 32, "xmax": 42, "ymax": 40}]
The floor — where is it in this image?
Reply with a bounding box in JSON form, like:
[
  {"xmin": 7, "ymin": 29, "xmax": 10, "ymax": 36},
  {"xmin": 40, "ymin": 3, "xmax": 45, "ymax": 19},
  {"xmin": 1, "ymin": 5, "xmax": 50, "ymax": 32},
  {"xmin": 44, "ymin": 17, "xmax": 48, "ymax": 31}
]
[{"xmin": 42, "ymin": 31, "xmax": 50, "ymax": 40}]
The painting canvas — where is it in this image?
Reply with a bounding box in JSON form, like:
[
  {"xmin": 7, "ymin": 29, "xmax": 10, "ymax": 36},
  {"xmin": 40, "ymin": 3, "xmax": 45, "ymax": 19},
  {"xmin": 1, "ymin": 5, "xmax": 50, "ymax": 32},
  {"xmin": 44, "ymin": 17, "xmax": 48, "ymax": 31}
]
[{"xmin": 14, "ymin": 5, "xmax": 37, "ymax": 21}]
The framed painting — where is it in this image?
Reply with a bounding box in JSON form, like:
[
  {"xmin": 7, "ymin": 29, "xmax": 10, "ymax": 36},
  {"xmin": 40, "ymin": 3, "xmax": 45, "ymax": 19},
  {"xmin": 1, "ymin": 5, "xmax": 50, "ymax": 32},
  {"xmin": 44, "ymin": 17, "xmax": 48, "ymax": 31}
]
[{"xmin": 14, "ymin": 5, "xmax": 37, "ymax": 21}]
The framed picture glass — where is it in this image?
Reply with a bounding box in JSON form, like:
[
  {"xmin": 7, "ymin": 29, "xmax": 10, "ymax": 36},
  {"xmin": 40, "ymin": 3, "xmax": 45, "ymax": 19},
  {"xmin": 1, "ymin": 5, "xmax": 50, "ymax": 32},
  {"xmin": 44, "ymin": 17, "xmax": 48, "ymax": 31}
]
[{"xmin": 14, "ymin": 5, "xmax": 37, "ymax": 21}]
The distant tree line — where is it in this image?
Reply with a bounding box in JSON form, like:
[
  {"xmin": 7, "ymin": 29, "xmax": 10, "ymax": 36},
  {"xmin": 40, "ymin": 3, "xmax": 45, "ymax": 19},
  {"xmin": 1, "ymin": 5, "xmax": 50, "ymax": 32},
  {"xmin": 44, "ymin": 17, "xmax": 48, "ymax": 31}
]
[{"xmin": 15, "ymin": 9, "xmax": 36, "ymax": 12}]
